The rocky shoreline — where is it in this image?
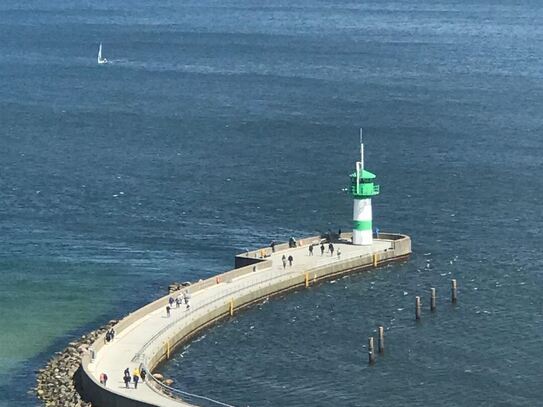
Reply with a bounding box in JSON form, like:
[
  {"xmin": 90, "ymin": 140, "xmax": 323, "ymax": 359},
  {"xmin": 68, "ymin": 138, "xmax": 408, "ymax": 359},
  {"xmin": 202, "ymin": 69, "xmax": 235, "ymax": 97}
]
[
  {"xmin": 35, "ymin": 320, "xmax": 118, "ymax": 407},
  {"xmin": 34, "ymin": 284, "xmax": 181, "ymax": 407}
]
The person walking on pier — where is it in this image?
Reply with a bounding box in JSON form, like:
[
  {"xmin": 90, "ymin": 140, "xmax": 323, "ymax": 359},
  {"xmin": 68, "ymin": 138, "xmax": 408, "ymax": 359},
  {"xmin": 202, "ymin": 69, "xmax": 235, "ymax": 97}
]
[
  {"xmin": 337, "ymin": 248, "xmax": 341, "ymax": 259},
  {"xmin": 140, "ymin": 367, "xmax": 147, "ymax": 382},
  {"xmin": 288, "ymin": 255, "xmax": 293, "ymax": 267},
  {"xmin": 308, "ymin": 245, "xmax": 313, "ymax": 256},
  {"xmin": 166, "ymin": 305, "xmax": 171, "ymax": 317},
  {"xmin": 133, "ymin": 369, "xmax": 140, "ymax": 389},
  {"xmin": 183, "ymin": 289, "xmax": 191, "ymax": 304},
  {"xmin": 175, "ymin": 297, "xmax": 181, "ymax": 308},
  {"xmin": 329, "ymin": 243, "xmax": 334, "ymax": 256},
  {"xmin": 99, "ymin": 372, "xmax": 108, "ymax": 387},
  {"xmin": 320, "ymin": 243, "xmax": 325, "ymax": 256},
  {"xmin": 282, "ymin": 254, "xmax": 287, "ymax": 269},
  {"xmin": 123, "ymin": 369, "xmax": 131, "ymax": 388},
  {"xmin": 270, "ymin": 240, "xmax": 276, "ymax": 253}
]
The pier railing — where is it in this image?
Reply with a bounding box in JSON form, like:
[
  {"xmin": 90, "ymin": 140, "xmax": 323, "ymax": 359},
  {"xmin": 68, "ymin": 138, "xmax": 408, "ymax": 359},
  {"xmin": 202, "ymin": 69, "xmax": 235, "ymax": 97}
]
[
  {"xmin": 135, "ymin": 243, "xmax": 403, "ymax": 406},
  {"xmin": 144, "ymin": 370, "xmax": 235, "ymax": 407}
]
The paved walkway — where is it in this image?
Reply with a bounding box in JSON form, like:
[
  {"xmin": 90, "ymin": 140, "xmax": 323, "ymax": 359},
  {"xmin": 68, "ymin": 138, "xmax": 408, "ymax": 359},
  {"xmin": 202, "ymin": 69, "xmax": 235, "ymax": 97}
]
[{"xmin": 87, "ymin": 239, "xmax": 391, "ymax": 407}]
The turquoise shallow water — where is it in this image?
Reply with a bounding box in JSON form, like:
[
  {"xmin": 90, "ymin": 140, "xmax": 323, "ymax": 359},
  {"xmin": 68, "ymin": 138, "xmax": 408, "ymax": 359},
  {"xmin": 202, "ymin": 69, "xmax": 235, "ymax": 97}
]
[{"xmin": 0, "ymin": 0, "xmax": 542, "ymax": 405}]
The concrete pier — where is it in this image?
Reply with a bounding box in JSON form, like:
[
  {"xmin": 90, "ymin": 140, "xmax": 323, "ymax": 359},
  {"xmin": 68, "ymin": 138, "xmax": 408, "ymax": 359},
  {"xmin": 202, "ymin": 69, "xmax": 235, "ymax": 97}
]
[{"xmin": 80, "ymin": 233, "xmax": 410, "ymax": 407}]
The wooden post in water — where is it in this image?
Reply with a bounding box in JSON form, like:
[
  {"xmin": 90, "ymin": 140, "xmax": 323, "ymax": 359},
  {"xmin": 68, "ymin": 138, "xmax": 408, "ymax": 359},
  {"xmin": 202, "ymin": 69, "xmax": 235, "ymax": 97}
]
[
  {"xmin": 305, "ymin": 272, "xmax": 309, "ymax": 288},
  {"xmin": 451, "ymin": 279, "xmax": 457, "ymax": 303},
  {"xmin": 368, "ymin": 337, "xmax": 375, "ymax": 364},
  {"xmin": 415, "ymin": 296, "xmax": 421, "ymax": 320},
  {"xmin": 378, "ymin": 326, "xmax": 385, "ymax": 354},
  {"xmin": 430, "ymin": 288, "xmax": 436, "ymax": 312}
]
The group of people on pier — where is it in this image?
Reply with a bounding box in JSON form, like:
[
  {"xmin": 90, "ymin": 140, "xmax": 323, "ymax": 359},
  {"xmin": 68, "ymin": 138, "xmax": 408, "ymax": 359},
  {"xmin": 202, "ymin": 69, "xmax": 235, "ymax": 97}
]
[
  {"xmin": 104, "ymin": 328, "xmax": 116, "ymax": 343},
  {"xmin": 307, "ymin": 242, "xmax": 340, "ymax": 258},
  {"xmin": 121, "ymin": 366, "xmax": 146, "ymax": 389},
  {"xmin": 166, "ymin": 289, "xmax": 191, "ymax": 317}
]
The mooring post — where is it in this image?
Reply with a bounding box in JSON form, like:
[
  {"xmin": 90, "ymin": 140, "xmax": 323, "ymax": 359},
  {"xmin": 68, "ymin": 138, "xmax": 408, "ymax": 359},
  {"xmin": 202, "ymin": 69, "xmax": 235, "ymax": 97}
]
[
  {"xmin": 415, "ymin": 296, "xmax": 421, "ymax": 320},
  {"xmin": 305, "ymin": 272, "xmax": 309, "ymax": 288},
  {"xmin": 430, "ymin": 288, "xmax": 436, "ymax": 312},
  {"xmin": 368, "ymin": 337, "xmax": 375, "ymax": 364},
  {"xmin": 451, "ymin": 279, "xmax": 457, "ymax": 303},
  {"xmin": 378, "ymin": 326, "xmax": 384, "ymax": 354},
  {"xmin": 229, "ymin": 298, "xmax": 234, "ymax": 316}
]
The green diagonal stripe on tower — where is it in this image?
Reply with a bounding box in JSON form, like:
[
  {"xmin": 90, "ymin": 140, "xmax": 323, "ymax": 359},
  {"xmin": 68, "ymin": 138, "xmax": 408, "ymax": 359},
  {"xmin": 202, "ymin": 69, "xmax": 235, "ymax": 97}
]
[{"xmin": 353, "ymin": 220, "xmax": 372, "ymax": 231}]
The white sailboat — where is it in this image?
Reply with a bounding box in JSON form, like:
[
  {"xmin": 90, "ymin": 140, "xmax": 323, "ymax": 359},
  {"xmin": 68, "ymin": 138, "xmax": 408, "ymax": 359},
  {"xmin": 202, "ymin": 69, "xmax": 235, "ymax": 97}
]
[{"xmin": 97, "ymin": 42, "xmax": 108, "ymax": 64}]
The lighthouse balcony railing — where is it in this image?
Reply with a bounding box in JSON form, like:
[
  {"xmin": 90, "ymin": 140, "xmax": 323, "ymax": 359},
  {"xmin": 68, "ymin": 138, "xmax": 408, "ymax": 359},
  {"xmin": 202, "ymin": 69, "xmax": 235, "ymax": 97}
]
[{"xmin": 351, "ymin": 184, "xmax": 380, "ymax": 195}]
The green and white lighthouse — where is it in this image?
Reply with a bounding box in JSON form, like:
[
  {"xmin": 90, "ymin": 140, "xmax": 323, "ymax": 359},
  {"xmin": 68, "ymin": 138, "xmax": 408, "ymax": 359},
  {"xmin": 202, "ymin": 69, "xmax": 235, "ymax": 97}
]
[{"xmin": 350, "ymin": 131, "xmax": 380, "ymax": 245}]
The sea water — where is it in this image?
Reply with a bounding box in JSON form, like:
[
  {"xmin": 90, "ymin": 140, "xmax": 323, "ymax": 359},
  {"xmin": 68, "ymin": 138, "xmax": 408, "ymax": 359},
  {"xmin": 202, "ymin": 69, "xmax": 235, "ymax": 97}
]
[{"xmin": 0, "ymin": 0, "xmax": 542, "ymax": 405}]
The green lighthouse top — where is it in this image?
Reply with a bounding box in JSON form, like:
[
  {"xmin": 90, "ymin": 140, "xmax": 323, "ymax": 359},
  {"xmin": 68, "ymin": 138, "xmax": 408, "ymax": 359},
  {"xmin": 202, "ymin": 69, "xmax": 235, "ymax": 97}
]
[{"xmin": 349, "ymin": 131, "xmax": 380, "ymax": 199}]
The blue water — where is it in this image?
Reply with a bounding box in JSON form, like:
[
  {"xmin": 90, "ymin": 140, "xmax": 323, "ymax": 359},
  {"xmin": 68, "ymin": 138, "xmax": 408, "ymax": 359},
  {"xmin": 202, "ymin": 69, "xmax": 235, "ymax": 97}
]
[{"xmin": 1, "ymin": 0, "xmax": 542, "ymax": 406}]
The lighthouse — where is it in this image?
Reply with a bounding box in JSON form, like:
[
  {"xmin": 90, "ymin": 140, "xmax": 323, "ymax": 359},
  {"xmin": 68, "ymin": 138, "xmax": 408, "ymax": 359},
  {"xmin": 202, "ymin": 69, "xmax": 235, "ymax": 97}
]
[{"xmin": 350, "ymin": 130, "xmax": 380, "ymax": 245}]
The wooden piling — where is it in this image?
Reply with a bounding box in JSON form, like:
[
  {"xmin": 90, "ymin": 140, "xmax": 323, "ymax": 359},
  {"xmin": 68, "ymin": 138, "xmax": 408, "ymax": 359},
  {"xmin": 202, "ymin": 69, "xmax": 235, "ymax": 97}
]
[
  {"xmin": 415, "ymin": 296, "xmax": 421, "ymax": 320},
  {"xmin": 451, "ymin": 279, "xmax": 457, "ymax": 303},
  {"xmin": 305, "ymin": 272, "xmax": 309, "ymax": 288},
  {"xmin": 378, "ymin": 326, "xmax": 384, "ymax": 354},
  {"xmin": 368, "ymin": 337, "xmax": 375, "ymax": 364},
  {"xmin": 229, "ymin": 298, "xmax": 234, "ymax": 316},
  {"xmin": 430, "ymin": 288, "xmax": 436, "ymax": 311}
]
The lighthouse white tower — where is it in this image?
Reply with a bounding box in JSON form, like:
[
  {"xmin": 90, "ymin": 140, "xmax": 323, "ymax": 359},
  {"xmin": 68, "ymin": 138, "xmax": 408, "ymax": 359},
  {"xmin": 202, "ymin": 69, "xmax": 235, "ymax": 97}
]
[{"xmin": 350, "ymin": 130, "xmax": 380, "ymax": 245}]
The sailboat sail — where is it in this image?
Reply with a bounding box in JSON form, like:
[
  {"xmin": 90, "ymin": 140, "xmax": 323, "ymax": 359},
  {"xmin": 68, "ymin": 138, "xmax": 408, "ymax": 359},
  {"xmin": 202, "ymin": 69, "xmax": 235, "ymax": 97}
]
[{"xmin": 97, "ymin": 43, "xmax": 107, "ymax": 64}]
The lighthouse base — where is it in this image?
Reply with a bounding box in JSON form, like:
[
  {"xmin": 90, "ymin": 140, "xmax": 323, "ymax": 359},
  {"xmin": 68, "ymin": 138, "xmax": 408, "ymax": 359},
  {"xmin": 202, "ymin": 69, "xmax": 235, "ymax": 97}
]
[
  {"xmin": 353, "ymin": 229, "xmax": 373, "ymax": 245},
  {"xmin": 352, "ymin": 198, "xmax": 373, "ymax": 246}
]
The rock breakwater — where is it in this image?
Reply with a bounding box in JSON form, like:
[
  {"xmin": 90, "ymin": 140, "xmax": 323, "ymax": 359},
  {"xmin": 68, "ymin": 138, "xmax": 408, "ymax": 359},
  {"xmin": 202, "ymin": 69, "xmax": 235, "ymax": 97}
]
[{"xmin": 35, "ymin": 320, "xmax": 118, "ymax": 407}]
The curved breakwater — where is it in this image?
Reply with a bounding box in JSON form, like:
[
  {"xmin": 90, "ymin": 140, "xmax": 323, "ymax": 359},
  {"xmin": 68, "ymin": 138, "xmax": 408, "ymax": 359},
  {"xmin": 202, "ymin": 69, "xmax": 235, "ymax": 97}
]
[
  {"xmin": 35, "ymin": 233, "xmax": 410, "ymax": 407},
  {"xmin": 78, "ymin": 233, "xmax": 410, "ymax": 407}
]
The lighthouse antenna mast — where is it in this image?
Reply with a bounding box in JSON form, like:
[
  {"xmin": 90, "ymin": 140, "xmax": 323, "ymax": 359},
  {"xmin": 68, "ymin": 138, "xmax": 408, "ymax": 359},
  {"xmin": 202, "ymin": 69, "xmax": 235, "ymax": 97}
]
[
  {"xmin": 355, "ymin": 128, "xmax": 365, "ymax": 194},
  {"xmin": 359, "ymin": 127, "xmax": 364, "ymax": 171}
]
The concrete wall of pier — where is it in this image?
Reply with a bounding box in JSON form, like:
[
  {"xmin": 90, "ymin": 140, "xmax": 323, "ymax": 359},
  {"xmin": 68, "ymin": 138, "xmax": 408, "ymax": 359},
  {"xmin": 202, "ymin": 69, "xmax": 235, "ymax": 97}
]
[{"xmin": 79, "ymin": 233, "xmax": 411, "ymax": 407}]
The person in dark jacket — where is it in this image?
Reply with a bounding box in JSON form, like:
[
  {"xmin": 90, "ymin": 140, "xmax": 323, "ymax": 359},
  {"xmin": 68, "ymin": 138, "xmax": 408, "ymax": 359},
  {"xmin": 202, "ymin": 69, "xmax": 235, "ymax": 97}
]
[
  {"xmin": 288, "ymin": 255, "xmax": 293, "ymax": 267},
  {"xmin": 140, "ymin": 368, "xmax": 147, "ymax": 382},
  {"xmin": 123, "ymin": 374, "xmax": 131, "ymax": 388}
]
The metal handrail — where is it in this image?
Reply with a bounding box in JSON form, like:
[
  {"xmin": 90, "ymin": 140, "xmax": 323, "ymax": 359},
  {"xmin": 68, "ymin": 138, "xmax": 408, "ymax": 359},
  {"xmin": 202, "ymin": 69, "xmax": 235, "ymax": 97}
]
[
  {"xmin": 143, "ymin": 364, "xmax": 236, "ymax": 407},
  {"xmin": 133, "ymin": 264, "xmax": 321, "ymax": 361},
  {"xmin": 133, "ymin": 248, "xmax": 391, "ymax": 406}
]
